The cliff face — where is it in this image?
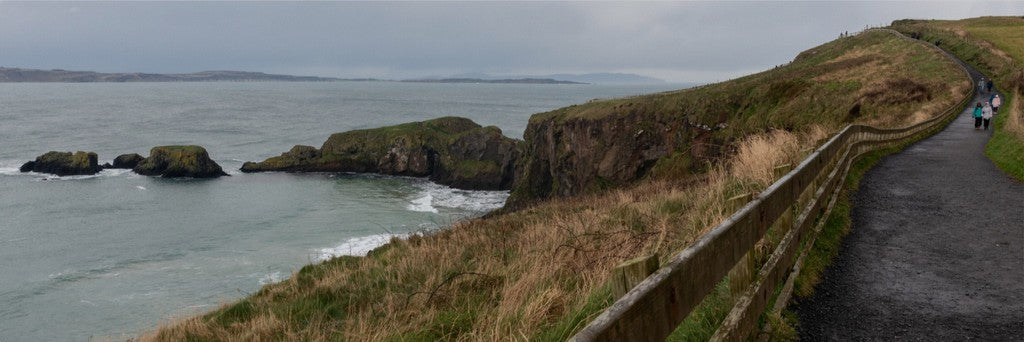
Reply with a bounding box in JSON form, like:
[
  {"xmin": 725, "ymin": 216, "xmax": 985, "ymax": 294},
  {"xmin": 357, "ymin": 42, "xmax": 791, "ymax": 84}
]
[
  {"xmin": 242, "ymin": 117, "xmax": 519, "ymax": 190},
  {"xmin": 509, "ymin": 108, "xmax": 715, "ymax": 206}
]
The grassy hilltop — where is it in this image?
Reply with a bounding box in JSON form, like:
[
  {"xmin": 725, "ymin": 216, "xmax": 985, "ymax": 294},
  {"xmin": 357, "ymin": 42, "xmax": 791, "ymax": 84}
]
[
  {"xmin": 509, "ymin": 29, "xmax": 966, "ymax": 206},
  {"xmin": 147, "ymin": 30, "xmax": 968, "ymax": 341},
  {"xmin": 892, "ymin": 16, "xmax": 1024, "ymax": 180}
]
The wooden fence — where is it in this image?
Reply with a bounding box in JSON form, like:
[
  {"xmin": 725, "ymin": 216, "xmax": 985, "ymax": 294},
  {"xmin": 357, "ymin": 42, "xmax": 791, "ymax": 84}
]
[{"xmin": 569, "ymin": 30, "xmax": 974, "ymax": 342}]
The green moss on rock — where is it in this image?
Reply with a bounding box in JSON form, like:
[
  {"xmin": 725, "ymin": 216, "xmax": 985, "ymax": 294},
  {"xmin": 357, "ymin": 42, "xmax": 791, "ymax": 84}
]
[
  {"xmin": 242, "ymin": 117, "xmax": 519, "ymax": 190},
  {"xmin": 20, "ymin": 151, "xmax": 100, "ymax": 176},
  {"xmin": 111, "ymin": 153, "xmax": 144, "ymax": 169},
  {"xmin": 134, "ymin": 145, "xmax": 228, "ymax": 178}
]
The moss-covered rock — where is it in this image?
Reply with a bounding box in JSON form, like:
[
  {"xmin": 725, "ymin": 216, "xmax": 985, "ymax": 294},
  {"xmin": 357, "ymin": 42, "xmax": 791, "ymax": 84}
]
[
  {"xmin": 20, "ymin": 151, "xmax": 100, "ymax": 176},
  {"xmin": 242, "ymin": 117, "xmax": 519, "ymax": 190},
  {"xmin": 134, "ymin": 145, "xmax": 228, "ymax": 178},
  {"xmin": 111, "ymin": 153, "xmax": 144, "ymax": 169}
]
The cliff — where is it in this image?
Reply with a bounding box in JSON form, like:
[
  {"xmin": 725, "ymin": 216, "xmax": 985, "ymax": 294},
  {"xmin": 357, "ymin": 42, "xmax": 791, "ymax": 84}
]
[{"xmin": 507, "ymin": 30, "xmax": 969, "ymax": 207}]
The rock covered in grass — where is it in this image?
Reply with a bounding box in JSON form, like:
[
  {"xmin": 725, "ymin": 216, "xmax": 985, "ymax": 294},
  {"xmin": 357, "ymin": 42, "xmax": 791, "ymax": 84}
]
[
  {"xmin": 240, "ymin": 145, "xmax": 321, "ymax": 173},
  {"xmin": 111, "ymin": 153, "xmax": 145, "ymax": 169},
  {"xmin": 134, "ymin": 145, "xmax": 228, "ymax": 178},
  {"xmin": 241, "ymin": 117, "xmax": 519, "ymax": 190},
  {"xmin": 20, "ymin": 151, "xmax": 100, "ymax": 176}
]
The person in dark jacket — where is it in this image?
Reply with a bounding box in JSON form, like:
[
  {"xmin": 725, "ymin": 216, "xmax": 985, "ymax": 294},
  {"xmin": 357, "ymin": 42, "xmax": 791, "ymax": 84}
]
[
  {"xmin": 973, "ymin": 102, "xmax": 984, "ymax": 130},
  {"xmin": 986, "ymin": 79, "xmax": 994, "ymax": 93}
]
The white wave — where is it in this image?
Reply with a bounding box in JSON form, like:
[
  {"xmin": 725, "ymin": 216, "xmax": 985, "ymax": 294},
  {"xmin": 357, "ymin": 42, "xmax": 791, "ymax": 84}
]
[
  {"xmin": 0, "ymin": 166, "xmax": 25, "ymax": 176},
  {"xmin": 407, "ymin": 193, "xmax": 439, "ymax": 213},
  {"xmin": 135, "ymin": 185, "xmax": 147, "ymax": 190},
  {"xmin": 0, "ymin": 163, "xmax": 137, "ymax": 180},
  {"xmin": 258, "ymin": 271, "xmax": 285, "ymax": 286},
  {"xmin": 315, "ymin": 233, "xmax": 406, "ymax": 261},
  {"xmin": 407, "ymin": 181, "xmax": 509, "ymax": 213}
]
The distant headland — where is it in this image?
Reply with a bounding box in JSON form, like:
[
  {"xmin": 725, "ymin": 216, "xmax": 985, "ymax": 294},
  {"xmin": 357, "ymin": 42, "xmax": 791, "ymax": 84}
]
[
  {"xmin": 0, "ymin": 67, "xmax": 667, "ymax": 84},
  {"xmin": 0, "ymin": 67, "xmax": 345, "ymax": 82}
]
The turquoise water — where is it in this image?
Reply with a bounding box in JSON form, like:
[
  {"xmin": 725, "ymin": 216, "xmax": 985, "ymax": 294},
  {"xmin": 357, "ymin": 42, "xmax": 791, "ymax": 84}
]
[{"xmin": 0, "ymin": 81, "xmax": 684, "ymax": 340}]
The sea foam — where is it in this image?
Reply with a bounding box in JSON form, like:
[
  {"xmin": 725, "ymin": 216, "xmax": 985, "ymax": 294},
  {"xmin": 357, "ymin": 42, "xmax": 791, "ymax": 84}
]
[
  {"xmin": 0, "ymin": 161, "xmax": 137, "ymax": 180},
  {"xmin": 315, "ymin": 233, "xmax": 407, "ymax": 261},
  {"xmin": 405, "ymin": 181, "xmax": 508, "ymax": 213}
]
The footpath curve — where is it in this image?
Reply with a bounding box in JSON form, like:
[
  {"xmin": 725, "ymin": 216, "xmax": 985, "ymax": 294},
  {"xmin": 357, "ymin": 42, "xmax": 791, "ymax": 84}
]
[{"xmin": 794, "ymin": 53, "xmax": 1024, "ymax": 339}]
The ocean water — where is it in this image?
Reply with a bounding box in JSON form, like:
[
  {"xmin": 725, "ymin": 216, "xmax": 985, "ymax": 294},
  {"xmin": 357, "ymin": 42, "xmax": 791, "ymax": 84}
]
[{"xmin": 0, "ymin": 81, "xmax": 684, "ymax": 340}]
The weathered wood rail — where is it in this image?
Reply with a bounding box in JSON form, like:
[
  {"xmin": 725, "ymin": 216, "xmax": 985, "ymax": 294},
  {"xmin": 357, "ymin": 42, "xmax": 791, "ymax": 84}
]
[{"xmin": 570, "ymin": 30, "xmax": 974, "ymax": 342}]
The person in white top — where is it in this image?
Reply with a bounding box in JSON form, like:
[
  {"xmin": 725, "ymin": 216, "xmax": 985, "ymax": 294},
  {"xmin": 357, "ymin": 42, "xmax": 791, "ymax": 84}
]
[
  {"xmin": 992, "ymin": 94, "xmax": 1002, "ymax": 114},
  {"xmin": 982, "ymin": 102, "xmax": 994, "ymax": 130}
]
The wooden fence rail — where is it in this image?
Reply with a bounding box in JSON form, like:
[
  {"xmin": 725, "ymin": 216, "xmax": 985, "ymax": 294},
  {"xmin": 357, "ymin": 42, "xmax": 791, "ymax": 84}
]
[{"xmin": 570, "ymin": 30, "xmax": 974, "ymax": 342}]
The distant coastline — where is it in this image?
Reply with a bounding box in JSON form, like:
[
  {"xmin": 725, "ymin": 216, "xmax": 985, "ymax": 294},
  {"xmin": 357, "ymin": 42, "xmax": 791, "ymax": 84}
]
[
  {"xmin": 0, "ymin": 67, "xmax": 673, "ymax": 84},
  {"xmin": 400, "ymin": 77, "xmax": 584, "ymax": 84},
  {"xmin": 0, "ymin": 67, "xmax": 585, "ymax": 84},
  {"xmin": 0, "ymin": 67, "xmax": 345, "ymax": 83}
]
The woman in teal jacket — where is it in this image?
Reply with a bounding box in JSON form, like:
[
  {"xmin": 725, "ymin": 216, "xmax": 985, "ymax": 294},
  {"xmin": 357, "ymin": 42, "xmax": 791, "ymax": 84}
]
[{"xmin": 973, "ymin": 102, "xmax": 984, "ymax": 130}]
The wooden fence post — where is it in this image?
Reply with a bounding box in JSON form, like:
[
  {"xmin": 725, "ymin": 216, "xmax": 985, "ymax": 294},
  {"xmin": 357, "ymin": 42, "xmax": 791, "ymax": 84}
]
[
  {"xmin": 611, "ymin": 254, "xmax": 660, "ymax": 299},
  {"xmin": 726, "ymin": 192, "xmax": 756, "ymax": 296}
]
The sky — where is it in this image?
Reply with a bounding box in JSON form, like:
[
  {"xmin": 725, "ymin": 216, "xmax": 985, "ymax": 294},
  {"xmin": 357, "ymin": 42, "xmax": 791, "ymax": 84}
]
[{"xmin": 0, "ymin": 1, "xmax": 1021, "ymax": 83}]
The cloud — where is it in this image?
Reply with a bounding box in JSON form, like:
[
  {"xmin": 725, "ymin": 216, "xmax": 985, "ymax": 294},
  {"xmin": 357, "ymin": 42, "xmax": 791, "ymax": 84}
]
[{"xmin": 0, "ymin": 1, "xmax": 1020, "ymax": 82}]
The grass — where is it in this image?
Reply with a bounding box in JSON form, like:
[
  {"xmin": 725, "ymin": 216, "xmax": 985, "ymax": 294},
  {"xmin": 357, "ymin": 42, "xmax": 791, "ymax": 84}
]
[
  {"xmin": 892, "ymin": 16, "xmax": 1024, "ymax": 181},
  {"xmin": 986, "ymin": 91, "xmax": 1024, "ymax": 179},
  {"xmin": 145, "ymin": 31, "xmax": 968, "ymax": 341},
  {"xmin": 509, "ymin": 30, "xmax": 968, "ymax": 206},
  {"xmin": 529, "ymin": 32, "xmax": 965, "ymax": 134}
]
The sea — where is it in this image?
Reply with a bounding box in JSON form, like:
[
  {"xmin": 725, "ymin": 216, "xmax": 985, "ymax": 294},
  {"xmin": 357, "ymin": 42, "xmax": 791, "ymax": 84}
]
[{"xmin": 0, "ymin": 80, "xmax": 685, "ymax": 341}]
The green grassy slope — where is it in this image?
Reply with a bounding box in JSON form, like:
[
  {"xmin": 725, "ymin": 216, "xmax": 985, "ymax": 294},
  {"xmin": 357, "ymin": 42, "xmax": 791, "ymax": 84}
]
[{"xmin": 892, "ymin": 17, "xmax": 1024, "ymax": 181}]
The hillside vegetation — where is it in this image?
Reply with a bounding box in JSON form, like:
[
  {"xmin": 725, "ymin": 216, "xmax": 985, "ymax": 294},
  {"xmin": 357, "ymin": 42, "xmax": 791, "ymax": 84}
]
[
  {"xmin": 892, "ymin": 16, "xmax": 1024, "ymax": 180},
  {"xmin": 147, "ymin": 31, "xmax": 968, "ymax": 341},
  {"xmin": 509, "ymin": 30, "xmax": 967, "ymax": 206}
]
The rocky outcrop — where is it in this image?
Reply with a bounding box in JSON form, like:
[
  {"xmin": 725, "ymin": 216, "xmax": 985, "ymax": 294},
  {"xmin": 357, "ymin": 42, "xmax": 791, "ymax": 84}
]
[
  {"xmin": 19, "ymin": 151, "xmax": 101, "ymax": 176},
  {"xmin": 242, "ymin": 117, "xmax": 519, "ymax": 190},
  {"xmin": 506, "ymin": 106, "xmax": 715, "ymax": 208},
  {"xmin": 134, "ymin": 146, "xmax": 228, "ymax": 178},
  {"xmin": 111, "ymin": 153, "xmax": 144, "ymax": 169}
]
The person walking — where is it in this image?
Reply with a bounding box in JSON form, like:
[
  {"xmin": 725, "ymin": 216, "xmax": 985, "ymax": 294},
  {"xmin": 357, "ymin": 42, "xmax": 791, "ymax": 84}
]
[
  {"xmin": 978, "ymin": 79, "xmax": 986, "ymax": 94},
  {"xmin": 992, "ymin": 94, "xmax": 1002, "ymax": 114},
  {"xmin": 973, "ymin": 102, "xmax": 984, "ymax": 130},
  {"xmin": 982, "ymin": 102, "xmax": 994, "ymax": 130},
  {"xmin": 986, "ymin": 79, "xmax": 994, "ymax": 93}
]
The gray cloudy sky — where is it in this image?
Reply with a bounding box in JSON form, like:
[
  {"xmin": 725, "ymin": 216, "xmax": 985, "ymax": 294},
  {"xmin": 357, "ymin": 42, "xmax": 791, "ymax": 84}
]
[{"xmin": 1, "ymin": 1, "xmax": 1020, "ymax": 82}]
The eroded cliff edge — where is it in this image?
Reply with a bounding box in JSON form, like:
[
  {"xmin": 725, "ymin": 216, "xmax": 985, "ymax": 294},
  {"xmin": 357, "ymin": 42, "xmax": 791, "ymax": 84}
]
[{"xmin": 506, "ymin": 30, "xmax": 966, "ymax": 208}]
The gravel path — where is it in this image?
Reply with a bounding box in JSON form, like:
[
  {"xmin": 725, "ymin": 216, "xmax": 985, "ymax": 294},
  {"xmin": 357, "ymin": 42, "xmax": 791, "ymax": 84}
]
[{"xmin": 794, "ymin": 56, "xmax": 1024, "ymax": 340}]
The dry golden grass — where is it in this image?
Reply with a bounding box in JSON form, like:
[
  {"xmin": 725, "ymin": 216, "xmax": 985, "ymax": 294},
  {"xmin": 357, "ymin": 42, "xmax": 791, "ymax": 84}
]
[
  {"xmin": 730, "ymin": 130, "xmax": 803, "ymax": 186},
  {"xmin": 146, "ymin": 31, "xmax": 967, "ymax": 341},
  {"xmin": 143, "ymin": 128, "xmax": 817, "ymax": 341},
  {"xmin": 145, "ymin": 117, "xmax": 952, "ymax": 341}
]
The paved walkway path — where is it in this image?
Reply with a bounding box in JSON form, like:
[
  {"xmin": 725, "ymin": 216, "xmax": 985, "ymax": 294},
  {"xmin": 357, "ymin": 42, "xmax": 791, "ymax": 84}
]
[{"xmin": 795, "ymin": 56, "xmax": 1024, "ymax": 340}]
